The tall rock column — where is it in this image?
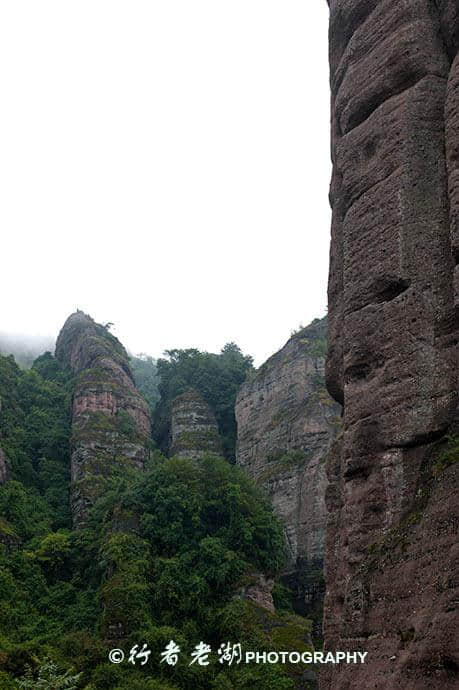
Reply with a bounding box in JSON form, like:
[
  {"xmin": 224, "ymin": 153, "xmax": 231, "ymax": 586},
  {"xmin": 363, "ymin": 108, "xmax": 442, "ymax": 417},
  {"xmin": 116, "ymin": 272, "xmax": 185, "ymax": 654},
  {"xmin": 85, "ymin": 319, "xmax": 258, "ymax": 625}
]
[
  {"xmin": 55, "ymin": 311, "xmax": 151, "ymax": 527},
  {"xmin": 170, "ymin": 389, "xmax": 223, "ymax": 460},
  {"xmin": 236, "ymin": 318, "xmax": 341, "ymax": 617},
  {"xmin": 323, "ymin": 2, "xmax": 459, "ymax": 689}
]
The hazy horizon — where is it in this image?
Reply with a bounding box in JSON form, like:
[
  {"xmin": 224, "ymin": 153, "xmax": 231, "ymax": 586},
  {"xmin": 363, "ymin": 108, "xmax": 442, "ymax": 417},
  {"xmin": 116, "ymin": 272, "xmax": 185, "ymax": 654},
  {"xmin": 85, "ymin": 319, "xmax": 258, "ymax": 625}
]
[
  {"xmin": 0, "ymin": 308, "xmax": 326, "ymax": 369},
  {"xmin": 1, "ymin": 1, "xmax": 331, "ymax": 368}
]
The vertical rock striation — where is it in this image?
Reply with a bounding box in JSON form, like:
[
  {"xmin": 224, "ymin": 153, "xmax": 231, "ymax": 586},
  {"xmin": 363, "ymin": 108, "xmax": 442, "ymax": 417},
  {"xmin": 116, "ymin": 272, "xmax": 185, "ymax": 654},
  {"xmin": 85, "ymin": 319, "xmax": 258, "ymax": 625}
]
[
  {"xmin": 55, "ymin": 311, "xmax": 151, "ymax": 527},
  {"xmin": 236, "ymin": 318, "xmax": 341, "ymax": 616},
  {"xmin": 170, "ymin": 389, "xmax": 223, "ymax": 460},
  {"xmin": 324, "ymin": 2, "xmax": 459, "ymax": 688}
]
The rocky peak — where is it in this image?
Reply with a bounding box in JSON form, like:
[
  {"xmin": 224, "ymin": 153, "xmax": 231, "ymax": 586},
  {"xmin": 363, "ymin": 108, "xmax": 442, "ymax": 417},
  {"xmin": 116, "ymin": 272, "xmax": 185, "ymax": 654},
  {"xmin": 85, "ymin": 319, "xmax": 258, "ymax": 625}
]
[
  {"xmin": 236, "ymin": 317, "xmax": 341, "ymax": 616},
  {"xmin": 56, "ymin": 311, "xmax": 151, "ymax": 527},
  {"xmin": 170, "ymin": 389, "xmax": 223, "ymax": 460},
  {"xmin": 56, "ymin": 310, "xmax": 133, "ymax": 384}
]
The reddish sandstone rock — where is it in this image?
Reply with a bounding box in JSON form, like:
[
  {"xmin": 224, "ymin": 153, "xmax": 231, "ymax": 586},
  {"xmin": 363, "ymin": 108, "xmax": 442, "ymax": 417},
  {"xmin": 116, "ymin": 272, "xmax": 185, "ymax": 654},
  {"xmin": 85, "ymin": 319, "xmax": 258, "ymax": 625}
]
[
  {"xmin": 55, "ymin": 311, "xmax": 151, "ymax": 527},
  {"xmin": 323, "ymin": 2, "xmax": 459, "ymax": 688}
]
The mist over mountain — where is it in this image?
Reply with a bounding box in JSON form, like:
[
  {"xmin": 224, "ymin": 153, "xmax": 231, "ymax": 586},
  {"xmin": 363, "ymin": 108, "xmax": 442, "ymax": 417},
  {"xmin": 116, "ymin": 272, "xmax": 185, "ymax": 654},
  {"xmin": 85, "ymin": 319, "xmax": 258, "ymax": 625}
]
[{"xmin": 0, "ymin": 332, "xmax": 56, "ymax": 368}]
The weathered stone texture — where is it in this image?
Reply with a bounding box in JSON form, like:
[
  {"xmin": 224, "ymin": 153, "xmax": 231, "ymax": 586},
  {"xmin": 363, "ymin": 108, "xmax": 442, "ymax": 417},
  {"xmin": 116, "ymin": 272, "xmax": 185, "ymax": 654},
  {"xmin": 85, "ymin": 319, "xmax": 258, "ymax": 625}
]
[
  {"xmin": 55, "ymin": 311, "xmax": 151, "ymax": 526},
  {"xmin": 236, "ymin": 318, "xmax": 341, "ymax": 615},
  {"xmin": 323, "ymin": 2, "xmax": 459, "ymax": 688},
  {"xmin": 170, "ymin": 389, "xmax": 223, "ymax": 460}
]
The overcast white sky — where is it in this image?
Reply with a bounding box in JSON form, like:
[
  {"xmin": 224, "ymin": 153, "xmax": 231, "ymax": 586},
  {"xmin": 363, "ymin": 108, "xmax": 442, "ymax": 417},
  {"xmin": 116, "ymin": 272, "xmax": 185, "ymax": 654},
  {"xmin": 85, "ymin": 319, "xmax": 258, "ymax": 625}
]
[{"xmin": 0, "ymin": 1, "xmax": 331, "ymax": 366}]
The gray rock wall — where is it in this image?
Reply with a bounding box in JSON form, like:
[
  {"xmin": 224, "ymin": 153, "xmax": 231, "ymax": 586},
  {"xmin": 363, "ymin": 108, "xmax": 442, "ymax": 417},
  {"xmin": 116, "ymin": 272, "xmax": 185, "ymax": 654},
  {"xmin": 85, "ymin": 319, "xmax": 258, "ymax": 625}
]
[{"xmin": 236, "ymin": 318, "xmax": 341, "ymax": 615}]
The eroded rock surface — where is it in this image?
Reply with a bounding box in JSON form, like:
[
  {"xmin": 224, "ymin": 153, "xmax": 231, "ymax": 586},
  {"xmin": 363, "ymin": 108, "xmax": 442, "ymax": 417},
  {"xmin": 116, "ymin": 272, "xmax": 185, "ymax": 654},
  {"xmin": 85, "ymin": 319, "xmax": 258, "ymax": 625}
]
[
  {"xmin": 55, "ymin": 311, "xmax": 151, "ymax": 527},
  {"xmin": 170, "ymin": 389, "xmax": 223, "ymax": 460},
  {"xmin": 236, "ymin": 318, "xmax": 341, "ymax": 616},
  {"xmin": 323, "ymin": 2, "xmax": 459, "ymax": 688}
]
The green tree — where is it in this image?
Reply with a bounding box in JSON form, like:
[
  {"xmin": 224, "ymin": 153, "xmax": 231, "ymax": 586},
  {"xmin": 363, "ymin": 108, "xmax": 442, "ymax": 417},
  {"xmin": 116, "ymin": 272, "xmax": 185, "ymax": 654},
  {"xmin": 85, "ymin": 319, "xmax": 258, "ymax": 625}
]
[
  {"xmin": 17, "ymin": 658, "xmax": 81, "ymax": 689},
  {"xmin": 153, "ymin": 345, "xmax": 253, "ymax": 460},
  {"xmin": 130, "ymin": 354, "xmax": 160, "ymax": 412}
]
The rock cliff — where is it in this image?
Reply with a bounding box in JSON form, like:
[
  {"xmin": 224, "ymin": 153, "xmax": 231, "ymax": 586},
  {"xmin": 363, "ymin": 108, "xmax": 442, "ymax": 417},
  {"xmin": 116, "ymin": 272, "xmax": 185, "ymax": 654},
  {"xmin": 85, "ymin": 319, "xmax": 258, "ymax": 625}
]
[
  {"xmin": 323, "ymin": 2, "xmax": 459, "ymax": 688},
  {"xmin": 55, "ymin": 311, "xmax": 151, "ymax": 527},
  {"xmin": 236, "ymin": 318, "xmax": 341, "ymax": 617},
  {"xmin": 170, "ymin": 389, "xmax": 223, "ymax": 460}
]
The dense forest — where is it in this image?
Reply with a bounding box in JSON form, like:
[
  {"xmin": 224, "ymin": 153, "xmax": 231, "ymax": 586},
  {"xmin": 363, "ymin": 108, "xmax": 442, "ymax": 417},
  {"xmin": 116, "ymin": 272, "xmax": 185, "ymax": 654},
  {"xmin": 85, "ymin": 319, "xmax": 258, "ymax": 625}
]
[
  {"xmin": 152, "ymin": 345, "xmax": 254, "ymax": 460},
  {"xmin": 130, "ymin": 355, "xmax": 160, "ymax": 412},
  {"xmin": 0, "ymin": 340, "xmax": 313, "ymax": 690}
]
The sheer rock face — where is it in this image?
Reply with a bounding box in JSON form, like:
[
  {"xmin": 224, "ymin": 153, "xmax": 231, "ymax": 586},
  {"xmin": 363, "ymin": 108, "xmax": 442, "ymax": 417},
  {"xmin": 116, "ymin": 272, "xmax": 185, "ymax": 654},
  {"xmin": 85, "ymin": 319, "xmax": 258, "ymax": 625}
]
[
  {"xmin": 55, "ymin": 311, "xmax": 151, "ymax": 527},
  {"xmin": 170, "ymin": 390, "xmax": 223, "ymax": 460},
  {"xmin": 323, "ymin": 3, "xmax": 459, "ymax": 688},
  {"xmin": 235, "ymin": 318, "xmax": 341, "ymax": 615}
]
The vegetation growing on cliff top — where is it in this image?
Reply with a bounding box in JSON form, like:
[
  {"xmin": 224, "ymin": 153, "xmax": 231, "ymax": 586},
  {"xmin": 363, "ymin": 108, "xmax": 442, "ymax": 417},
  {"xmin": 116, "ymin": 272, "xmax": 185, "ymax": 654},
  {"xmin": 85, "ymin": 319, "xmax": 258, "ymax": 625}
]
[{"xmin": 153, "ymin": 344, "xmax": 253, "ymax": 461}]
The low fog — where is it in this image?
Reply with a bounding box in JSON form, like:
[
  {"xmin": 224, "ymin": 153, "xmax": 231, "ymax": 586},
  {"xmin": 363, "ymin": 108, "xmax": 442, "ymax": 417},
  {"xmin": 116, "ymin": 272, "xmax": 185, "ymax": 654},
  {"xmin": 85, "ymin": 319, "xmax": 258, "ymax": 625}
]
[{"xmin": 0, "ymin": 332, "xmax": 55, "ymax": 368}]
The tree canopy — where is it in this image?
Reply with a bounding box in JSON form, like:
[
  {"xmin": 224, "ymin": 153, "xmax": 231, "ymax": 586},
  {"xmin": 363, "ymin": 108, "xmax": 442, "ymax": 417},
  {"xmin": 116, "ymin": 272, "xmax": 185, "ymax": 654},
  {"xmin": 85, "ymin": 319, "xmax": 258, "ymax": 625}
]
[{"xmin": 153, "ymin": 344, "xmax": 253, "ymax": 460}]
